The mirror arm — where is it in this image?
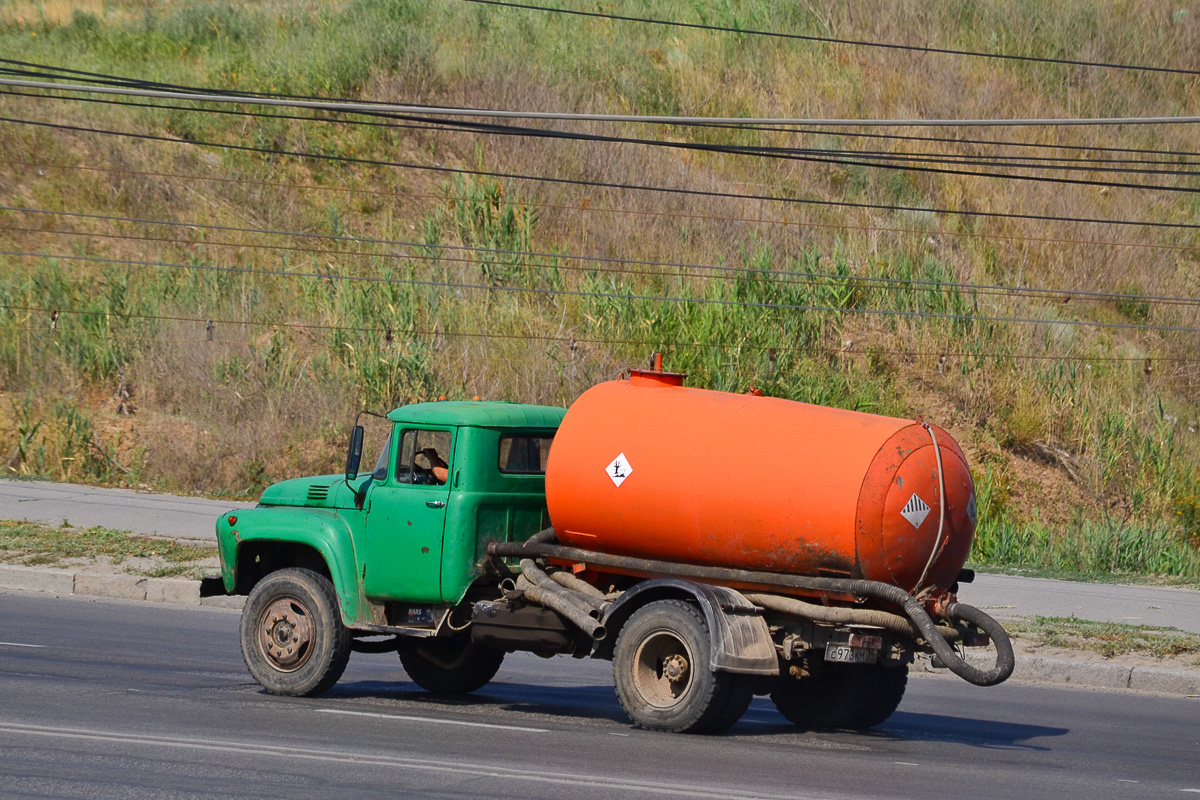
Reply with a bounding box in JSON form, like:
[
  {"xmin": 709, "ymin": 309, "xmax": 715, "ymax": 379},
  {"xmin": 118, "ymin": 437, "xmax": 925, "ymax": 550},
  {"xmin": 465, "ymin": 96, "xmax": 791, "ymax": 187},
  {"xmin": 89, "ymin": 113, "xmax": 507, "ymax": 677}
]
[{"xmin": 344, "ymin": 408, "xmax": 395, "ymax": 494}]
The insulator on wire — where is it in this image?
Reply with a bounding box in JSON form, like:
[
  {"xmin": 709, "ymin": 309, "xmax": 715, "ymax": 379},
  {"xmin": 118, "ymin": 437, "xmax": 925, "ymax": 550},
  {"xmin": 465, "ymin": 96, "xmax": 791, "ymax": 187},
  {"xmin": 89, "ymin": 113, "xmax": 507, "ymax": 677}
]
[{"xmin": 50, "ymin": 310, "xmax": 59, "ymax": 332}]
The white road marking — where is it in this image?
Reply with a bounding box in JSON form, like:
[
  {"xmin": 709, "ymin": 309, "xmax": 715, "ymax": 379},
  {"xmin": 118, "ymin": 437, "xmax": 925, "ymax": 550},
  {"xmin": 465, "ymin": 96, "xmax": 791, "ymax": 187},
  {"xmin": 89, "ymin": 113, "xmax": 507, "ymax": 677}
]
[
  {"xmin": 1117, "ymin": 779, "xmax": 1138, "ymax": 783},
  {"xmin": 894, "ymin": 762, "xmax": 919, "ymax": 766},
  {"xmin": 1181, "ymin": 790, "xmax": 1200, "ymax": 793},
  {"xmin": 316, "ymin": 708, "xmax": 547, "ymax": 733},
  {"xmin": 0, "ymin": 641, "xmax": 45, "ymax": 648},
  {"xmin": 0, "ymin": 722, "xmax": 815, "ymax": 800}
]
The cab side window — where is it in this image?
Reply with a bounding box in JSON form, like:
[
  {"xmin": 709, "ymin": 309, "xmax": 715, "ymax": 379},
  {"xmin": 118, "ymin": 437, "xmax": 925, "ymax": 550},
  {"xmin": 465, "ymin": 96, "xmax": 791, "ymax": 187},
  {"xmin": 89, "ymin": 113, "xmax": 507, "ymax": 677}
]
[
  {"xmin": 498, "ymin": 434, "xmax": 554, "ymax": 474},
  {"xmin": 395, "ymin": 429, "xmax": 453, "ymax": 485}
]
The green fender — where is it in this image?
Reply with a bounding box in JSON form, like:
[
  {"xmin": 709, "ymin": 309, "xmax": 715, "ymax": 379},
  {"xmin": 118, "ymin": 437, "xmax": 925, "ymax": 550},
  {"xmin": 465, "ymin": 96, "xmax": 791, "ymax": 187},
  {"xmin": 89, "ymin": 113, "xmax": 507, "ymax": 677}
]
[{"xmin": 216, "ymin": 506, "xmax": 365, "ymax": 628}]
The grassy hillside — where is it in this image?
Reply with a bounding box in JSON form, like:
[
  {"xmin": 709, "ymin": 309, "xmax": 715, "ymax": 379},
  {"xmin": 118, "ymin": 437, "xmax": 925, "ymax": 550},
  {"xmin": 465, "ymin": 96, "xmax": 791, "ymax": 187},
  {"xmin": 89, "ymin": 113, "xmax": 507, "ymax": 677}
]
[{"xmin": 0, "ymin": 0, "xmax": 1198, "ymax": 580}]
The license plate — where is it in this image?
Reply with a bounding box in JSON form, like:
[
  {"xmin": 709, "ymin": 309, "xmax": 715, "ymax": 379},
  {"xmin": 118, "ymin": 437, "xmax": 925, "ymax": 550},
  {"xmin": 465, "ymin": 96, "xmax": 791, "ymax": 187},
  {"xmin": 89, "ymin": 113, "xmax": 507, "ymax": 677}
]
[{"xmin": 824, "ymin": 643, "xmax": 879, "ymax": 664}]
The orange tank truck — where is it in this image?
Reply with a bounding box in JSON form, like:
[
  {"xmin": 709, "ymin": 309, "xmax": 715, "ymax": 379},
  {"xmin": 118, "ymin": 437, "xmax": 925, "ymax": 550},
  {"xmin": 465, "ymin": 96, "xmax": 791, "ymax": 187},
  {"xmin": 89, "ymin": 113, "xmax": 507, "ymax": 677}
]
[{"xmin": 545, "ymin": 366, "xmax": 976, "ymax": 594}]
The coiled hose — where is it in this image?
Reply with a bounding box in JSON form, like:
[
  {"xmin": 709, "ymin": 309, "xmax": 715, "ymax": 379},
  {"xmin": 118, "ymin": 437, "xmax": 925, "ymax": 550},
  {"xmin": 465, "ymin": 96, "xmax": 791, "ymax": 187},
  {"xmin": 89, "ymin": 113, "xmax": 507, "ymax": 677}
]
[{"xmin": 490, "ymin": 532, "xmax": 1015, "ymax": 687}]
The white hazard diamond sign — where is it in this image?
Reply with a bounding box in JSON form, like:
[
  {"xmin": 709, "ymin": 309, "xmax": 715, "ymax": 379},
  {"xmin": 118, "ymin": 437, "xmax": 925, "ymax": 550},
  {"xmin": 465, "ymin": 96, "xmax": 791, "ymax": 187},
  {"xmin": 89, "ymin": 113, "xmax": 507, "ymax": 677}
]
[
  {"xmin": 605, "ymin": 452, "xmax": 633, "ymax": 487},
  {"xmin": 900, "ymin": 493, "xmax": 931, "ymax": 529}
]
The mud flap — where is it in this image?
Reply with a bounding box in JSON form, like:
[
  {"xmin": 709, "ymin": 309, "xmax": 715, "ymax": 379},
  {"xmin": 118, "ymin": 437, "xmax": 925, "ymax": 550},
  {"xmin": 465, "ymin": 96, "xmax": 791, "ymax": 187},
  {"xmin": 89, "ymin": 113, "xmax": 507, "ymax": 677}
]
[{"xmin": 598, "ymin": 578, "xmax": 778, "ymax": 676}]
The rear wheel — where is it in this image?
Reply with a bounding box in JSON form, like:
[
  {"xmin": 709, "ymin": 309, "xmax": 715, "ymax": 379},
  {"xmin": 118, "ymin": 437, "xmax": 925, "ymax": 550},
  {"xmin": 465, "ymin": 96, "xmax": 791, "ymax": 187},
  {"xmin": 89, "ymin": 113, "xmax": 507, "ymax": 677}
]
[
  {"xmin": 399, "ymin": 636, "xmax": 505, "ymax": 694},
  {"xmin": 771, "ymin": 662, "xmax": 908, "ymax": 730},
  {"xmin": 613, "ymin": 600, "xmax": 752, "ymax": 734},
  {"xmin": 240, "ymin": 567, "xmax": 351, "ymax": 697}
]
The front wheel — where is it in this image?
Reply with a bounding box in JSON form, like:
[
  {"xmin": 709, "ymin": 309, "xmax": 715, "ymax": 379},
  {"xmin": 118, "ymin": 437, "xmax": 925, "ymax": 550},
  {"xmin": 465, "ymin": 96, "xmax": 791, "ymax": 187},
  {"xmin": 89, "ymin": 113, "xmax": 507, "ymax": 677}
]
[
  {"xmin": 240, "ymin": 567, "xmax": 351, "ymax": 697},
  {"xmin": 613, "ymin": 600, "xmax": 752, "ymax": 734},
  {"xmin": 399, "ymin": 636, "xmax": 505, "ymax": 694}
]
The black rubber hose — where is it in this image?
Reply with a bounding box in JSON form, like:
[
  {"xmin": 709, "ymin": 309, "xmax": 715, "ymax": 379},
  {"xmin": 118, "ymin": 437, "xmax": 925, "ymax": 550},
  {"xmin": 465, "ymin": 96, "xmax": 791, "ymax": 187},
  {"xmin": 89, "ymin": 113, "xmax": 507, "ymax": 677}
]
[
  {"xmin": 527, "ymin": 528, "xmax": 558, "ymax": 546},
  {"xmin": 945, "ymin": 602, "xmax": 1017, "ymax": 686},
  {"xmin": 519, "ymin": 558, "xmax": 610, "ymax": 614},
  {"xmin": 490, "ymin": 538, "xmax": 1015, "ymax": 687},
  {"xmin": 744, "ymin": 592, "xmax": 962, "ymax": 642},
  {"xmin": 514, "ymin": 575, "xmax": 607, "ymax": 640}
]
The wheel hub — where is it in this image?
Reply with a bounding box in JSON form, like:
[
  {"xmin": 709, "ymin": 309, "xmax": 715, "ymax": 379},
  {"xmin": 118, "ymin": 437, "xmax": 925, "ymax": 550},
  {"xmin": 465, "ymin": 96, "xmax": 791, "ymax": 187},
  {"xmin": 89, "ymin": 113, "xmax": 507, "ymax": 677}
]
[
  {"xmin": 259, "ymin": 597, "xmax": 314, "ymax": 672},
  {"xmin": 662, "ymin": 653, "xmax": 689, "ymax": 683},
  {"xmin": 632, "ymin": 630, "xmax": 695, "ymax": 709}
]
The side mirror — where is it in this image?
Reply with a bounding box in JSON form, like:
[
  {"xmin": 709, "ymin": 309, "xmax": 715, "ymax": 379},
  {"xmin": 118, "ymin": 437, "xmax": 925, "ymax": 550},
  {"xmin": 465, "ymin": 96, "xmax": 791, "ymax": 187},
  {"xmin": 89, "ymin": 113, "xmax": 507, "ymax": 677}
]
[{"xmin": 345, "ymin": 425, "xmax": 364, "ymax": 481}]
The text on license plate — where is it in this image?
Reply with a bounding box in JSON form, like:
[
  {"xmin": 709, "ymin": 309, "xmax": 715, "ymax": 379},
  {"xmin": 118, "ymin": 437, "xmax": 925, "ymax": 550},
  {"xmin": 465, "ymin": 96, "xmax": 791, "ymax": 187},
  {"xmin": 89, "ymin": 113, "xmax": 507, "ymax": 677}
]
[{"xmin": 824, "ymin": 643, "xmax": 879, "ymax": 664}]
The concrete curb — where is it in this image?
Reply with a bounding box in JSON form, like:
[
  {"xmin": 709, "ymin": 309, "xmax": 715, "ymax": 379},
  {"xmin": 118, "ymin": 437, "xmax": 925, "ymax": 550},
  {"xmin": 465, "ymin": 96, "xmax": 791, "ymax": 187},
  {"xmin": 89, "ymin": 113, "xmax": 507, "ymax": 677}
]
[
  {"xmin": 3, "ymin": 565, "xmax": 1197, "ymax": 695},
  {"xmin": 0, "ymin": 564, "xmax": 243, "ymax": 610},
  {"xmin": 921, "ymin": 649, "xmax": 1200, "ymax": 694}
]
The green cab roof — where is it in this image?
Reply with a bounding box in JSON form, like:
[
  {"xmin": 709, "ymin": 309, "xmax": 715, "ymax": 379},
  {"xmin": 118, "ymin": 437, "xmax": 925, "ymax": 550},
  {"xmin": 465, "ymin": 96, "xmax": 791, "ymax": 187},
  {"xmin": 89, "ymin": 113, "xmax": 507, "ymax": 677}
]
[{"xmin": 386, "ymin": 400, "xmax": 566, "ymax": 429}]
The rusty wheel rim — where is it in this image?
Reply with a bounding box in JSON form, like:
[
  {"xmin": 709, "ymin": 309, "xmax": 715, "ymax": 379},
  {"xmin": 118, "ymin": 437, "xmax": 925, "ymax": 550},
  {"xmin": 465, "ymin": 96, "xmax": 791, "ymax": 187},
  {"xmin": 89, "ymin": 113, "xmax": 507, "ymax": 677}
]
[
  {"xmin": 631, "ymin": 629, "xmax": 694, "ymax": 709},
  {"xmin": 258, "ymin": 596, "xmax": 315, "ymax": 672}
]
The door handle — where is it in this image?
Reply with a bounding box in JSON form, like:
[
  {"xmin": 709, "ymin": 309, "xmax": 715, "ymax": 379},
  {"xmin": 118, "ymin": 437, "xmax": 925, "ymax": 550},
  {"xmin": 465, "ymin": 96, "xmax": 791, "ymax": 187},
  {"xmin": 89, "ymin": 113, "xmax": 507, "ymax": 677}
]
[{"xmin": 425, "ymin": 500, "xmax": 446, "ymax": 509}]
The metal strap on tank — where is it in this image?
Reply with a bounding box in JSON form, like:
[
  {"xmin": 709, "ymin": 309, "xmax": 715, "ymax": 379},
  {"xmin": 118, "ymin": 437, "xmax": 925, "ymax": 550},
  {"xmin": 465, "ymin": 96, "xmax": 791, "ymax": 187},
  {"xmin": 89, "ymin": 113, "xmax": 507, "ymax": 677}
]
[{"xmin": 913, "ymin": 422, "xmax": 948, "ymax": 594}]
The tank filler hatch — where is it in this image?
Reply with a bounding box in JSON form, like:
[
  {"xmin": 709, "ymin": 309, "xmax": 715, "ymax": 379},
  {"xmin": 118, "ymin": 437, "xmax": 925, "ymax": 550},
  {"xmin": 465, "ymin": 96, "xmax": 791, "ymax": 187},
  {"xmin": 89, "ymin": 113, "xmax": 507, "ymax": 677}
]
[{"xmin": 628, "ymin": 352, "xmax": 686, "ymax": 388}]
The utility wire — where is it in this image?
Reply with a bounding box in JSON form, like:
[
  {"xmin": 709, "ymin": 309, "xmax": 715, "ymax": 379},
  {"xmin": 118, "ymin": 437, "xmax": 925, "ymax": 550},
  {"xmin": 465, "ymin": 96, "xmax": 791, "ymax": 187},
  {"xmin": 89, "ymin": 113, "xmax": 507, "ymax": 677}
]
[
  {"xmin": 5, "ymin": 78, "xmax": 1200, "ymax": 129},
  {"xmin": 6, "ymin": 158, "xmax": 1200, "ymax": 260},
  {"xmin": 457, "ymin": 0, "xmax": 1200, "ymax": 79},
  {"xmin": 4, "ymin": 247, "xmax": 1199, "ymax": 335},
  {"xmin": 10, "ymin": 58, "xmax": 1200, "ymax": 161},
  {"xmin": 5, "ymin": 113, "xmax": 1200, "ymax": 233},
  {"xmin": 13, "ymin": 89, "xmax": 1200, "ymax": 208},
  {"xmin": 7, "ymin": 85, "xmax": 1200, "ymax": 176},
  {"xmin": 12, "ymin": 323, "xmax": 1171, "ymax": 382},
  {"xmin": 5, "ymin": 205, "xmax": 1200, "ymax": 309},
  {"xmin": 7, "ymin": 304, "xmax": 1194, "ymax": 366}
]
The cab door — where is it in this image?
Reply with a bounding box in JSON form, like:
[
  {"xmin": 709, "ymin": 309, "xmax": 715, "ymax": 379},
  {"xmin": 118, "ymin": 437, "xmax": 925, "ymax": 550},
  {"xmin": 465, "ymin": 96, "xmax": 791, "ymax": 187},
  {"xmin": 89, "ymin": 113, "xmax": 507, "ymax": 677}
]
[{"xmin": 359, "ymin": 426, "xmax": 455, "ymax": 603}]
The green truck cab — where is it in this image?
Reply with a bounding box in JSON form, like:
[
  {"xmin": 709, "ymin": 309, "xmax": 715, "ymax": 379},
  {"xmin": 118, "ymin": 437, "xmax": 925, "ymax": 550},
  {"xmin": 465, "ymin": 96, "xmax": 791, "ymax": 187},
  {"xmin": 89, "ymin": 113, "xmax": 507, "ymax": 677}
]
[{"xmin": 215, "ymin": 400, "xmax": 564, "ymax": 697}]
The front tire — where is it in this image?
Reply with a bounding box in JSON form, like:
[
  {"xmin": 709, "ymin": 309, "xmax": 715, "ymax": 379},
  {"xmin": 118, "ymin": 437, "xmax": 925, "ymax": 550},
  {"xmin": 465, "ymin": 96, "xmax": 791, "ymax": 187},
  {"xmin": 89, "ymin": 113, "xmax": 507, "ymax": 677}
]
[
  {"xmin": 613, "ymin": 600, "xmax": 752, "ymax": 734},
  {"xmin": 399, "ymin": 636, "xmax": 505, "ymax": 694},
  {"xmin": 240, "ymin": 567, "xmax": 351, "ymax": 697}
]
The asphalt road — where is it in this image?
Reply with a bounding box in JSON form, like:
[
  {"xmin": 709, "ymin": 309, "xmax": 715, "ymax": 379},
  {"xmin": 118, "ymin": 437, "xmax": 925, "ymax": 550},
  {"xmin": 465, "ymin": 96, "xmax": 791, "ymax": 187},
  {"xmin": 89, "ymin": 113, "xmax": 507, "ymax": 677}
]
[
  {"xmin": 3, "ymin": 478, "xmax": 1199, "ymax": 633},
  {"xmin": 1, "ymin": 592, "xmax": 1198, "ymax": 800}
]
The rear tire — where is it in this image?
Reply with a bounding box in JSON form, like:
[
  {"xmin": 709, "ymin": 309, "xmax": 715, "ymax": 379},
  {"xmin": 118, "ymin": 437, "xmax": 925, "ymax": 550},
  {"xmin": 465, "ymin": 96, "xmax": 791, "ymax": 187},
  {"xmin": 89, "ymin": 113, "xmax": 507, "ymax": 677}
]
[
  {"xmin": 613, "ymin": 600, "xmax": 750, "ymax": 734},
  {"xmin": 771, "ymin": 662, "xmax": 908, "ymax": 730},
  {"xmin": 240, "ymin": 567, "xmax": 350, "ymax": 697},
  {"xmin": 399, "ymin": 636, "xmax": 505, "ymax": 694}
]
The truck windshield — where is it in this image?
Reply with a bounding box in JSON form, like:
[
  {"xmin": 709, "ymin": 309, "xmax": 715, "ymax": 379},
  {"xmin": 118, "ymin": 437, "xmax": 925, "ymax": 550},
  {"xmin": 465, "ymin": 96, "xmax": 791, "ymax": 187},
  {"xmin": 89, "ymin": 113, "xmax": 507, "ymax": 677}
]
[
  {"xmin": 371, "ymin": 433, "xmax": 391, "ymax": 480},
  {"xmin": 499, "ymin": 434, "xmax": 554, "ymax": 474}
]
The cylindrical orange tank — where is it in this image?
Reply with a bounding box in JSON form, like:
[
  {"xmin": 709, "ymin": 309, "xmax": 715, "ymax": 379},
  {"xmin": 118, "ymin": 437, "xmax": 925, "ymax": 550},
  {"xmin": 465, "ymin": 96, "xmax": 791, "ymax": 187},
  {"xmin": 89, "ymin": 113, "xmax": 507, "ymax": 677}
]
[{"xmin": 545, "ymin": 369, "xmax": 977, "ymax": 592}]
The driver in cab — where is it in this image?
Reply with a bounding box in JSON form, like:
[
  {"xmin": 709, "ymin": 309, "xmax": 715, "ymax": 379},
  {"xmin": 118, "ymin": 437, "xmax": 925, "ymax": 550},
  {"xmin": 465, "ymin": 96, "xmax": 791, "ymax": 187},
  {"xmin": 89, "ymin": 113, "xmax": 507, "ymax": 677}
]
[{"xmin": 416, "ymin": 447, "xmax": 449, "ymax": 484}]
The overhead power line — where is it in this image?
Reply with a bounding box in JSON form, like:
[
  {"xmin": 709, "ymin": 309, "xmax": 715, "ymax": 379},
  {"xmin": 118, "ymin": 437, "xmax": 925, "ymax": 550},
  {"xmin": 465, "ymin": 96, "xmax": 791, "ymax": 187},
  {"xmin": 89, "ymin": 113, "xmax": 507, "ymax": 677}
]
[
  {"xmin": 7, "ymin": 85, "xmax": 1200, "ymax": 182},
  {"xmin": 4, "ymin": 78, "xmax": 1200, "ymax": 129},
  {"xmin": 6, "ymin": 304, "xmax": 1195, "ymax": 367},
  {"xmin": 10, "ymin": 57, "xmax": 1200, "ymax": 161},
  {"xmin": 8, "ymin": 321, "xmax": 1179, "ymax": 384},
  {"xmin": 457, "ymin": 0, "xmax": 1200, "ymax": 79},
  {"xmin": 4, "ymin": 248, "xmax": 1199, "ymax": 335},
  {"xmin": 6, "ymin": 157, "xmax": 1200, "ymax": 259},
  {"xmin": 5, "ymin": 113, "xmax": 1200, "ymax": 233},
  {"xmin": 5, "ymin": 205, "xmax": 1200, "ymax": 309}
]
